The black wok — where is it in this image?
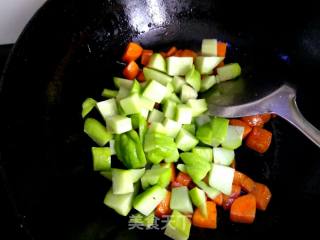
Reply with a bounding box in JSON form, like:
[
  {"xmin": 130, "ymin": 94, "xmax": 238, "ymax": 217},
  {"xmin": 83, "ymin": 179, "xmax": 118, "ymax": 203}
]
[{"xmin": 0, "ymin": 0, "xmax": 320, "ymax": 239}]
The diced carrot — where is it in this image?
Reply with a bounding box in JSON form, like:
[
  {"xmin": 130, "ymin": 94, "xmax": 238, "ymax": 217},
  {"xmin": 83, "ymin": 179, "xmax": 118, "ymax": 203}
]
[
  {"xmin": 141, "ymin": 49, "xmax": 153, "ymax": 65},
  {"xmin": 175, "ymin": 172, "xmax": 192, "ymax": 187},
  {"xmin": 122, "ymin": 61, "xmax": 140, "ymax": 80},
  {"xmin": 233, "ymin": 171, "xmax": 244, "ymax": 186},
  {"xmin": 159, "ymin": 51, "xmax": 167, "ymax": 58},
  {"xmin": 251, "ymin": 183, "xmax": 272, "ymax": 211},
  {"xmin": 192, "ymin": 201, "xmax": 217, "ymax": 229},
  {"xmin": 229, "ymin": 119, "xmax": 252, "ymax": 139},
  {"xmin": 230, "ymin": 194, "xmax": 256, "ymax": 224},
  {"xmin": 122, "ymin": 42, "xmax": 143, "ymax": 63},
  {"xmin": 213, "ymin": 194, "xmax": 223, "ymax": 206},
  {"xmin": 180, "ymin": 49, "xmax": 197, "ymax": 59},
  {"xmin": 233, "ymin": 171, "xmax": 255, "ymax": 192},
  {"xmin": 155, "ymin": 191, "xmax": 172, "ymax": 218},
  {"xmin": 246, "ymin": 127, "xmax": 272, "ymax": 154},
  {"xmin": 174, "ymin": 49, "xmax": 184, "ymax": 57},
  {"xmin": 241, "ymin": 175, "xmax": 255, "ymax": 193},
  {"xmin": 241, "ymin": 113, "xmax": 271, "ymax": 128},
  {"xmin": 136, "ymin": 71, "xmax": 145, "ymax": 82},
  {"xmin": 230, "ymin": 159, "xmax": 236, "ymax": 169},
  {"xmin": 217, "ymin": 42, "xmax": 227, "ymax": 57},
  {"xmin": 222, "ymin": 184, "xmax": 241, "ymax": 210},
  {"xmin": 166, "ymin": 46, "xmax": 177, "ymax": 57}
]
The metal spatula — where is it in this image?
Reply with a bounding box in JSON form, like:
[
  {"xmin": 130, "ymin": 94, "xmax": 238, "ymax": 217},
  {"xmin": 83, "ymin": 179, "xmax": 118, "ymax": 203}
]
[{"xmin": 204, "ymin": 78, "xmax": 320, "ymax": 147}]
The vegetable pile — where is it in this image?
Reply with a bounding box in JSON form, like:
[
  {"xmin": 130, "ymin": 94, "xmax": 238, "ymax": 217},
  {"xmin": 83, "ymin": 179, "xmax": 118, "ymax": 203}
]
[{"xmin": 82, "ymin": 39, "xmax": 273, "ymax": 240}]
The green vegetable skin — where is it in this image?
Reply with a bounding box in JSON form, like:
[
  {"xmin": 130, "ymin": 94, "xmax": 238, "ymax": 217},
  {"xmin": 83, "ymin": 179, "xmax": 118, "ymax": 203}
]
[
  {"xmin": 115, "ymin": 130, "xmax": 147, "ymax": 169},
  {"xmin": 83, "ymin": 39, "xmax": 245, "ymax": 240}
]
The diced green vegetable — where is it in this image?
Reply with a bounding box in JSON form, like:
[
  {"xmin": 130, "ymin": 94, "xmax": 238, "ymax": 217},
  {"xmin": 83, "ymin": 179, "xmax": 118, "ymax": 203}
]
[
  {"xmin": 210, "ymin": 117, "xmax": 229, "ymax": 146},
  {"xmin": 143, "ymin": 67, "xmax": 173, "ymax": 85},
  {"xmin": 133, "ymin": 185, "xmax": 167, "ymax": 216},
  {"xmin": 182, "ymin": 124, "xmax": 196, "ymax": 135},
  {"xmin": 96, "ymin": 98, "xmax": 118, "ymax": 119},
  {"xmin": 180, "ymin": 152, "xmax": 211, "ymax": 182},
  {"xmin": 167, "ymin": 93, "xmax": 182, "ymax": 103},
  {"xmin": 141, "ymin": 167, "xmax": 171, "ymax": 189},
  {"xmin": 81, "ymin": 98, "xmax": 96, "ymax": 118},
  {"xmin": 186, "ymin": 99, "xmax": 208, "ymax": 117},
  {"xmin": 130, "ymin": 80, "xmax": 141, "ymax": 94},
  {"xmin": 163, "ymin": 100, "xmax": 177, "ymax": 119},
  {"xmin": 192, "ymin": 147, "xmax": 213, "ymax": 162},
  {"xmin": 195, "ymin": 113, "xmax": 211, "ymax": 126},
  {"xmin": 172, "ymin": 76, "xmax": 185, "ymax": 93},
  {"xmin": 113, "ymin": 77, "xmax": 133, "ymax": 89},
  {"xmin": 201, "ymin": 39, "xmax": 218, "ymax": 56},
  {"xmin": 175, "ymin": 128, "xmax": 199, "ymax": 152},
  {"xmin": 180, "ymin": 84, "xmax": 198, "ymax": 103},
  {"xmin": 221, "ymin": 125, "xmax": 244, "ymax": 149},
  {"xmin": 84, "ymin": 118, "xmax": 113, "ymax": 146},
  {"xmin": 213, "ymin": 147, "xmax": 234, "ymax": 166},
  {"xmin": 195, "ymin": 181, "xmax": 220, "ymax": 200},
  {"xmin": 147, "ymin": 53, "xmax": 166, "ymax": 73},
  {"xmin": 166, "ymin": 57, "xmax": 193, "ymax": 76},
  {"xmin": 142, "ymin": 80, "xmax": 167, "ymax": 103},
  {"xmin": 175, "ymin": 104, "xmax": 192, "ymax": 124},
  {"xmin": 165, "ymin": 82, "xmax": 175, "ymax": 98},
  {"xmin": 112, "ymin": 169, "xmax": 135, "ymax": 194},
  {"xmin": 105, "ymin": 115, "xmax": 132, "ymax": 134},
  {"xmin": 116, "ymin": 86, "xmax": 130, "ymax": 100},
  {"xmin": 104, "ymin": 182, "xmax": 139, "ymax": 216},
  {"xmin": 208, "ymin": 163, "xmax": 235, "ymax": 195},
  {"xmin": 164, "ymin": 148, "xmax": 180, "ymax": 163},
  {"xmin": 163, "ymin": 118, "xmax": 182, "ymax": 138},
  {"xmin": 216, "ymin": 63, "xmax": 241, "ymax": 82},
  {"xmin": 139, "ymin": 96, "xmax": 155, "ymax": 111},
  {"xmin": 148, "ymin": 109, "xmax": 165, "ymax": 123},
  {"xmin": 189, "ymin": 187, "xmax": 207, "ymax": 217},
  {"xmin": 101, "ymin": 88, "xmax": 118, "ymax": 98},
  {"xmin": 92, "ymin": 147, "xmax": 111, "ymax": 171},
  {"xmin": 196, "ymin": 122, "xmax": 213, "ymax": 146},
  {"xmin": 170, "ymin": 186, "xmax": 193, "ymax": 214},
  {"xmin": 195, "ymin": 56, "xmax": 224, "ymax": 74},
  {"xmin": 119, "ymin": 93, "xmax": 141, "ymax": 115},
  {"xmin": 185, "ymin": 65, "xmax": 201, "ymax": 92},
  {"xmin": 149, "ymin": 122, "xmax": 167, "ymax": 135},
  {"xmin": 164, "ymin": 210, "xmax": 191, "ymax": 240},
  {"xmin": 200, "ymin": 75, "xmax": 217, "ymax": 92}
]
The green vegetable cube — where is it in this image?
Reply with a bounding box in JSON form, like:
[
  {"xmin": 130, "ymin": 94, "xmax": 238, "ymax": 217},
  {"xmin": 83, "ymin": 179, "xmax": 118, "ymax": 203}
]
[
  {"xmin": 186, "ymin": 99, "xmax": 208, "ymax": 117},
  {"xmin": 166, "ymin": 57, "xmax": 193, "ymax": 76},
  {"xmin": 163, "ymin": 100, "xmax": 177, "ymax": 119},
  {"xmin": 120, "ymin": 93, "xmax": 141, "ymax": 115},
  {"xmin": 221, "ymin": 125, "xmax": 244, "ymax": 150},
  {"xmin": 208, "ymin": 163, "xmax": 235, "ymax": 195},
  {"xmin": 163, "ymin": 118, "xmax": 182, "ymax": 138},
  {"xmin": 180, "ymin": 84, "xmax": 198, "ymax": 103},
  {"xmin": 81, "ymin": 97, "xmax": 96, "ymax": 118},
  {"xmin": 170, "ymin": 186, "xmax": 193, "ymax": 214},
  {"xmin": 96, "ymin": 98, "xmax": 118, "ymax": 119},
  {"xmin": 84, "ymin": 118, "xmax": 113, "ymax": 146},
  {"xmin": 192, "ymin": 147, "xmax": 213, "ymax": 162},
  {"xmin": 164, "ymin": 210, "xmax": 191, "ymax": 240},
  {"xmin": 133, "ymin": 185, "xmax": 167, "ymax": 216},
  {"xmin": 142, "ymin": 80, "xmax": 167, "ymax": 103},
  {"xmin": 213, "ymin": 147, "xmax": 235, "ymax": 166},
  {"xmin": 216, "ymin": 63, "xmax": 241, "ymax": 82},
  {"xmin": 103, "ymin": 182, "xmax": 139, "ymax": 216},
  {"xmin": 148, "ymin": 109, "xmax": 165, "ymax": 123},
  {"xmin": 201, "ymin": 39, "xmax": 218, "ymax": 56},
  {"xmin": 175, "ymin": 128, "xmax": 199, "ymax": 151},
  {"xmin": 175, "ymin": 104, "xmax": 192, "ymax": 124},
  {"xmin": 185, "ymin": 65, "xmax": 201, "ymax": 92},
  {"xmin": 172, "ymin": 76, "xmax": 185, "ymax": 93},
  {"xmin": 143, "ymin": 67, "xmax": 173, "ymax": 85},
  {"xmin": 92, "ymin": 147, "xmax": 111, "ymax": 171},
  {"xmin": 200, "ymin": 75, "xmax": 216, "ymax": 92},
  {"xmin": 147, "ymin": 53, "xmax": 166, "ymax": 73},
  {"xmin": 195, "ymin": 56, "xmax": 224, "ymax": 74},
  {"xmin": 105, "ymin": 115, "xmax": 132, "ymax": 134}
]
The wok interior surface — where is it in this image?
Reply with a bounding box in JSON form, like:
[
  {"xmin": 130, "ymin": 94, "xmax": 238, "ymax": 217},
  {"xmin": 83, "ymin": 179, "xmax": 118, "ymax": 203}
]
[{"xmin": 0, "ymin": 0, "xmax": 320, "ymax": 239}]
